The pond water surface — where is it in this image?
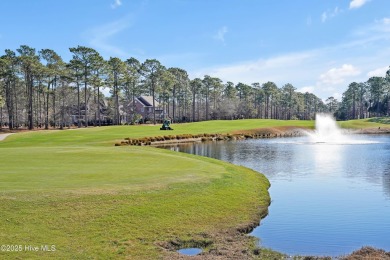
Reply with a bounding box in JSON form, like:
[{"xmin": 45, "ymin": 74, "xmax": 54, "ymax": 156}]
[
  {"xmin": 162, "ymin": 134, "xmax": 390, "ymax": 256},
  {"xmin": 177, "ymin": 248, "xmax": 202, "ymax": 256}
]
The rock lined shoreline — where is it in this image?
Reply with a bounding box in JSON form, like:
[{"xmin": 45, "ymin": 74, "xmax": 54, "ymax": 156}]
[
  {"xmin": 352, "ymin": 127, "xmax": 390, "ymax": 134},
  {"xmin": 115, "ymin": 126, "xmax": 390, "ymax": 147},
  {"xmin": 115, "ymin": 126, "xmax": 308, "ymax": 146}
]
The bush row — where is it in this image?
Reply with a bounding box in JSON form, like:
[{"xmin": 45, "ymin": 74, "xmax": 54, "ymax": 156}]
[{"xmin": 114, "ymin": 130, "xmax": 303, "ymax": 146}]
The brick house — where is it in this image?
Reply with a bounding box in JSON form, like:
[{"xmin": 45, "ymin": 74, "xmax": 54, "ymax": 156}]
[{"xmin": 132, "ymin": 96, "xmax": 165, "ymax": 122}]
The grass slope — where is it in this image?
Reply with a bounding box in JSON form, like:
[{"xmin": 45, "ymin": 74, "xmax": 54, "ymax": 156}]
[
  {"xmin": 0, "ymin": 147, "xmax": 270, "ymax": 258},
  {"xmin": 0, "ymin": 120, "xmax": 277, "ymax": 259},
  {"xmin": 338, "ymin": 117, "xmax": 390, "ymax": 129}
]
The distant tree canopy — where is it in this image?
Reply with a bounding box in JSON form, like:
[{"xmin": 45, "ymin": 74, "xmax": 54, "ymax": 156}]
[
  {"xmin": 335, "ymin": 73, "xmax": 390, "ymax": 120},
  {"xmin": 0, "ymin": 45, "xmax": 389, "ymax": 130}
]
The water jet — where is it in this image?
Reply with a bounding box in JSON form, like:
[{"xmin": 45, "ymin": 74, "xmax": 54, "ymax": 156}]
[{"xmin": 306, "ymin": 113, "xmax": 348, "ymax": 144}]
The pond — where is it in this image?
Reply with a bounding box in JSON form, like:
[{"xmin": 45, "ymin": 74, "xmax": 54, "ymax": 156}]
[
  {"xmin": 177, "ymin": 247, "xmax": 202, "ymax": 256},
  {"xmin": 161, "ymin": 134, "xmax": 390, "ymax": 256}
]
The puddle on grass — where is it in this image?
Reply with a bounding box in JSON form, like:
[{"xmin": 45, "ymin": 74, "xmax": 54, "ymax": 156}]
[{"xmin": 177, "ymin": 248, "xmax": 202, "ymax": 256}]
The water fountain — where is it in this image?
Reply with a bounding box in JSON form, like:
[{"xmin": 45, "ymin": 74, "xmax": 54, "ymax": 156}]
[
  {"xmin": 305, "ymin": 113, "xmax": 377, "ymax": 145},
  {"xmin": 306, "ymin": 113, "xmax": 348, "ymax": 143}
]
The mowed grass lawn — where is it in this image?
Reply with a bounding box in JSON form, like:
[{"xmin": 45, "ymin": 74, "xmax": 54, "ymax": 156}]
[
  {"xmin": 1, "ymin": 146, "xmax": 270, "ymax": 259},
  {"xmin": 338, "ymin": 117, "xmax": 390, "ymax": 129},
  {"xmin": 1, "ymin": 119, "xmax": 316, "ymax": 147},
  {"xmin": 0, "ymin": 118, "xmax": 388, "ymax": 259},
  {"xmin": 0, "ymin": 119, "xmax": 281, "ymax": 259}
]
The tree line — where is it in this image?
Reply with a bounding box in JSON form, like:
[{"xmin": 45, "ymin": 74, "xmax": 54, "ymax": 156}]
[
  {"xmin": 334, "ymin": 71, "xmax": 390, "ymax": 120},
  {"xmin": 0, "ymin": 45, "xmax": 389, "ymax": 130}
]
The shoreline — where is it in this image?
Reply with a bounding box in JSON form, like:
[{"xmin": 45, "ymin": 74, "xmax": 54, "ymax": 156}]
[
  {"xmin": 116, "ymin": 126, "xmax": 390, "ymax": 147},
  {"xmin": 349, "ymin": 127, "xmax": 390, "ymax": 134},
  {"xmin": 116, "ymin": 126, "xmax": 309, "ymax": 147}
]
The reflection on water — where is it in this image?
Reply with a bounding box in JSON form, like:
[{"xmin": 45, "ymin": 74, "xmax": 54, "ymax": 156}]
[
  {"xmin": 313, "ymin": 144, "xmax": 342, "ymax": 173},
  {"xmin": 161, "ymin": 135, "xmax": 390, "ymax": 256},
  {"xmin": 384, "ymin": 166, "xmax": 390, "ymax": 198}
]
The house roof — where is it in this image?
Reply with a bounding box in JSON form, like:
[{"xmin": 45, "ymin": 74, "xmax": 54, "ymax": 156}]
[{"xmin": 137, "ymin": 96, "xmax": 160, "ymax": 107}]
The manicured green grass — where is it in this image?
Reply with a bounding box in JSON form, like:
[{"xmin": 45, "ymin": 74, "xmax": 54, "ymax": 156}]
[
  {"xmin": 0, "ymin": 146, "xmax": 270, "ymax": 258},
  {"xmin": 0, "ymin": 146, "xmax": 227, "ymax": 192},
  {"xmin": 1, "ymin": 119, "xmax": 315, "ymax": 148},
  {"xmin": 0, "ymin": 120, "xmax": 278, "ymax": 258},
  {"xmin": 338, "ymin": 117, "xmax": 390, "ymax": 129}
]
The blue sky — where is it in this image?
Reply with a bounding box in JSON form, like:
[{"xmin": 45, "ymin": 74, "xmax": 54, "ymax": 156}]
[{"xmin": 1, "ymin": 0, "xmax": 390, "ymax": 100}]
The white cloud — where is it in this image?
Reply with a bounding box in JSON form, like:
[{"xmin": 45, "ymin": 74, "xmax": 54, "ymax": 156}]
[
  {"xmin": 331, "ymin": 92, "xmax": 342, "ymax": 101},
  {"xmin": 367, "ymin": 66, "xmax": 389, "ymax": 78},
  {"xmin": 349, "ymin": 0, "xmax": 369, "ymax": 9},
  {"xmin": 319, "ymin": 64, "xmax": 361, "ymax": 85},
  {"xmin": 214, "ymin": 26, "xmax": 228, "ymax": 43},
  {"xmin": 321, "ymin": 7, "xmax": 341, "ymax": 23},
  {"xmin": 190, "ymin": 17, "xmax": 390, "ymax": 100},
  {"xmin": 111, "ymin": 0, "xmax": 122, "ymax": 9},
  {"xmin": 298, "ymin": 86, "xmax": 315, "ymax": 93},
  {"xmin": 191, "ymin": 50, "xmax": 320, "ymax": 88},
  {"xmin": 86, "ymin": 14, "xmax": 133, "ymax": 58},
  {"xmin": 314, "ymin": 64, "xmax": 363, "ymax": 100}
]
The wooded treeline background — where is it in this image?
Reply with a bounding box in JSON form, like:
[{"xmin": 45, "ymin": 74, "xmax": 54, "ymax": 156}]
[{"xmin": 1, "ymin": 45, "xmax": 389, "ymax": 130}]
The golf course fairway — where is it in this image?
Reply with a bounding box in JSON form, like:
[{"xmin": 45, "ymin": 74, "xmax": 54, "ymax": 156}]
[{"xmin": 0, "ymin": 120, "xmax": 278, "ymax": 259}]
